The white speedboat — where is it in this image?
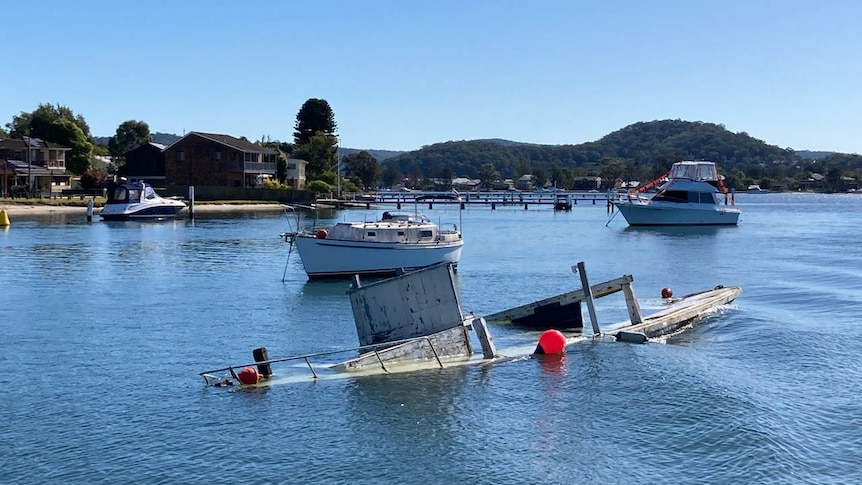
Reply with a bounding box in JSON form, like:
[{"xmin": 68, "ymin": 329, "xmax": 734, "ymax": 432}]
[
  {"xmin": 612, "ymin": 161, "xmax": 740, "ymax": 226},
  {"xmin": 100, "ymin": 181, "xmax": 187, "ymax": 221},
  {"xmin": 283, "ymin": 211, "xmax": 463, "ymax": 279},
  {"xmin": 747, "ymin": 184, "xmax": 769, "ymax": 194}
]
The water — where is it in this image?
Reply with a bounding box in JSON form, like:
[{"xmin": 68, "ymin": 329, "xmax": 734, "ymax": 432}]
[{"xmin": 2, "ymin": 193, "xmax": 861, "ymax": 484}]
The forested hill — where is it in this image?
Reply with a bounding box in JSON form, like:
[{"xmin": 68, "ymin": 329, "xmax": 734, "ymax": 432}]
[
  {"xmin": 94, "ymin": 132, "xmax": 181, "ymax": 146},
  {"xmin": 383, "ymin": 120, "xmax": 798, "ymax": 179}
]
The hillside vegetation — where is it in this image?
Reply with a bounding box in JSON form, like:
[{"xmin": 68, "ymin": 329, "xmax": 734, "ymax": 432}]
[
  {"xmin": 385, "ymin": 120, "xmax": 796, "ymax": 179},
  {"xmin": 380, "ymin": 120, "xmax": 862, "ymax": 191}
]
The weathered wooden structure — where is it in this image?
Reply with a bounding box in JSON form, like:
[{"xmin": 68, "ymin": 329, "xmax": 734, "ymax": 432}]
[
  {"xmin": 336, "ymin": 263, "xmax": 496, "ymax": 371},
  {"xmin": 199, "ymin": 262, "xmax": 740, "ymax": 387}
]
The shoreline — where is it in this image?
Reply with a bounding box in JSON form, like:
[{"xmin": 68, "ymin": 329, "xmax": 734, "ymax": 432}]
[{"xmin": 0, "ymin": 203, "xmax": 288, "ymax": 217}]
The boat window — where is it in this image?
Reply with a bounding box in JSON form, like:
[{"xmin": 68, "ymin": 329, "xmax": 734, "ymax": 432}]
[
  {"xmin": 699, "ymin": 192, "xmax": 716, "ymax": 204},
  {"xmin": 366, "ymin": 231, "xmax": 376, "ymax": 237},
  {"xmin": 127, "ymin": 188, "xmax": 141, "ymax": 203},
  {"xmin": 112, "ymin": 187, "xmax": 128, "ymax": 202},
  {"xmin": 144, "ymin": 186, "xmax": 157, "ymax": 199},
  {"xmin": 420, "ymin": 230, "xmax": 433, "ymax": 238},
  {"xmin": 653, "ymin": 190, "xmax": 688, "ymax": 203},
  {"xmin": 398, "ymin": 231, "xmax": 405, "ymax": 236}
]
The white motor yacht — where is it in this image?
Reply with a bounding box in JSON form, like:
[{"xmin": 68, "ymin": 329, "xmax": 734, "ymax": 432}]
[
  {"xmin": 613, "ymin": 161, "xmax": 740, "ymax": 226},
  {"xmin": 100, "ymin": 181, "xmax": 187, "ymax": 221}
]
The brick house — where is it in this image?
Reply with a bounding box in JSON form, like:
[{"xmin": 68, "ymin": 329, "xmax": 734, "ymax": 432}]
[
  {"xmin": 163, "ymin": 132, "xmax": 277, "ymax": 187},
  {"xmin": 0, "ymin": 137, "xmax": 72, "ymax": 195},
  {"xmin": 124, "ymin": 142, "xmax": 166, "ymax": 186}
]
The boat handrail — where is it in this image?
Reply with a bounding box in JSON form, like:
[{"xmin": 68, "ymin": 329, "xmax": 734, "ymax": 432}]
[{"xmin": 199, "ymin": 331, "xmax": 466, "ymax": 383}]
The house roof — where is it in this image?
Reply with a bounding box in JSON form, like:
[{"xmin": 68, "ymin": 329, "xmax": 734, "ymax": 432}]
[
  {"xmin": 170, "ymin": 132, "xmax": 277, "ymax": 154},
  {"xmin": 124, "ymin": 142, "xmax": 166, "ymax": 156},
  {"xmin": 0, "ymin": 159, "xmax": 55, "ymax": 176},
  {"xmin": 0, "ymin": 137, "xmax": 71, "ymax": 150}
]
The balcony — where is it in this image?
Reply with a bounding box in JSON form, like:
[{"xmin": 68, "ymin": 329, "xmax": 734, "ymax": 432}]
[{"xmin": 230, "ymin": 162, "xmax": 276, "ymax": 173}]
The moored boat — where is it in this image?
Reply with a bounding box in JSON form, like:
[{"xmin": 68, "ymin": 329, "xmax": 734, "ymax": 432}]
[
  {"xmin": 612, "ymin": 161, "xmax": 740, "ymax": 226},
  {"xmin": 100, "ymin": 181, "xmax": 187, "ymax": 221},
  {"xmin": 283, "ymin": 211, "xmax": 463, "ymax": 279},
  {"xmin": 747, "ymin": 184, "xmax": 769, "ymax": 194}
]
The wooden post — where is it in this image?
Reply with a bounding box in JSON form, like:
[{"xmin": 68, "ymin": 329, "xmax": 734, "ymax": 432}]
[
  {"xmin": 575, "ymin": 262, "xmax": 601, "ymax": 335},
  {"xmin": 188, "ymin": 186, "xmax": 195, "ymax": 219},
  {"xmin": 622, "ymin": 282, "xmax": 643, "ymax": 325},
  {"xmin": 472, "ymin": 317, "xmax": 497, "ymax": 359},
  {"xmin": 86, "ymin": 199, "xmax": 94, "ymax": 222}
]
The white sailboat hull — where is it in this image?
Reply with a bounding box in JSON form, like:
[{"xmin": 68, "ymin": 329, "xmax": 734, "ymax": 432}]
[{"xmin": 294, "ymin": 236, "xmax": 464, "ymax": 279}]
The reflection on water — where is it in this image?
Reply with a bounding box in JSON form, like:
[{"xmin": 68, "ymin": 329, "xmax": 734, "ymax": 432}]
[
  {"xmin": 621, "ymin": 224, "xmax": 733, "ymax": 237},
  {"xmin": 4, "ymin": 196, "xmax": 862, "ymax": 483}
]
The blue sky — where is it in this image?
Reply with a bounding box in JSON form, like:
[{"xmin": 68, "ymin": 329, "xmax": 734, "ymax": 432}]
[{"xmin": 2, "ymin": 1, "xmax": 860, "ymax": 153}]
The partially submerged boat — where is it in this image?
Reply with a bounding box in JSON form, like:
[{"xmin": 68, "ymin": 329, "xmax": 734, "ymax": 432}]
[
  {"xmin": 612, "ymin": 161, "xmax": 740, "ymax": 226},
  {"xmin": 282, "ymin": 211, "xmax": 463, "ymax": 279},
  {"xmin": 200, "ymin": 261, "xmax": 741, "ymax": 387},
  {"xmin": 100, "ymin": 181, "xmax": 187, "ymax": 221}
]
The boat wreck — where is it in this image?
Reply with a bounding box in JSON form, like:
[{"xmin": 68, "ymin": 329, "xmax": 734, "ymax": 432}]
[{"xmin": 199, "ymin": 262, "xmax": 740, "ymax": 387}]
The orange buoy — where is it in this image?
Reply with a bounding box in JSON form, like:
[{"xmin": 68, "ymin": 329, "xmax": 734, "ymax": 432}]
[
  {"xmin": 237, "ymin": 367, "xmax": 260, "ymax": 385},
  {"xmin": 534, "ymin": 329, "xmax": 567, "ymax": 354},
  {"xmin": 661, "ymin": 287, "xmax": 673, "ymax": 299},
  {"xmin": 315, "ymin": 229, "xmax": 328, "ymax": 239}
]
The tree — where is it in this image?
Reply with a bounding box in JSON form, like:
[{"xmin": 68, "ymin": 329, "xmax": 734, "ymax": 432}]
[
  {"xmin": 5, "ymin": 103, "xmax": 95, "ymax": 175},
  {"xmin": 381, "ymin": 164, "xmax": 403, "ymax": 188},
  {"xmin": 0, "ymin": 125, "xmax": 7, "ymax": 140},
  {"xmin": 515, "ymin": 159, "xmax": 531, "ymax": 178},
  {"xmin": 293, "ymin": 99, "xmax": 338, "ymax": 184},
  {"xmin": 6, "ymin": 103, "xmax": 92, "ymax": 140},
  {"xmin": 109, "ymin": 120, "xmax": 152, "ymax": 164},
  {"xmin": 79, "ymin": 168, "xmax": 108, "ymax": 189},
  {"xmin": 550, "ymin": 165, "xmax": 572, "ymax": 189},
  {"xmin": 532, "ymin": 167, "xmax": 548, "ymax": 188},
  {"xmin": 478, "ymin": 163, "xmax": 500, "ymax": 189},
  {"xmin": 48, "ymin": 119, "xmax": 94, "ymax": 175},
  {"xmin": 293, "ymin": 98, "xmax": 336, "ymax": 145},
  {"xmin": 293, "ymin": 132, "xmax": 337, "ymax": 181},
  {"xmin": 306, "ymin": 179, "xmax": 332, "ymax": 194},
  {"xmin": 826, "ymin": 166, "xmax": 843, "ymax": 192},
  {"xmin": 343, "ymin": 151, "xmax": 381, "ymax": 190}
]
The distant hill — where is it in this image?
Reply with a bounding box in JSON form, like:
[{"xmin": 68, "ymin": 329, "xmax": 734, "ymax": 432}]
[
  {"xmin": 382, "ymin": 120, "xmax": 799, "ymax": 179},
  {"xmin": 338, "ymin": 147, "xmax": 403, "ymax": 161},
  {"xmin": 93, "ymin": 132, "xmax": 181, "ymax": 147},
  {"xmin": 795, "ymin": 150, "xmax": 835, "ymax": 160}
]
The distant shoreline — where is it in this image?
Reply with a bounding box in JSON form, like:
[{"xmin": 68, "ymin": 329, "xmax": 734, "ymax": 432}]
[{"xmin": 0, "ymin": 203, "xmax": 287, "ymax": 217}]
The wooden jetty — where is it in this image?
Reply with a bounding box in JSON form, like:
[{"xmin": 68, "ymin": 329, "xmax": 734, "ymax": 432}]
[
  {"xmin": 198, "ymin": 262, "xmax": 740, "ymax": 387},
  {"xmin": 485, "ymin": 262, "xmax": 741, "ymax": 344}
]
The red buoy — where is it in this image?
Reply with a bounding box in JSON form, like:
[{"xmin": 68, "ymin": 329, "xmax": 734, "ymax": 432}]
[
  {"xmin": 661, "ymin": 287, "xmax": 673, "ymax": 299},
  {"xmin": 237, "ymin": 367, "xmax": 260, "ymax": 385},
  {"xmin": 534, "ymin": 329, "xmax": 567, "ymax": 354}
]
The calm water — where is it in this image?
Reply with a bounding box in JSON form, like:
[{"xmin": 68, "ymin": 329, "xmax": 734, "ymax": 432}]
[{"xmin": 2, "ymin": 193, "xmax": 862, "ymax": 484}]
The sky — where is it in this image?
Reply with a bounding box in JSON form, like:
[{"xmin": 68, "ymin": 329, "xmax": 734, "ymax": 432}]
[{"xmin": 2, "ymin": 0, "xmax": 861, "ymax": 153}]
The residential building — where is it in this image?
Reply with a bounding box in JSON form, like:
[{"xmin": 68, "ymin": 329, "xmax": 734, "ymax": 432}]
[
  {"xmin": 163, "ymin": 132, "xmax": 277, "ymax": 187},
  {"xmin": 451, "ymin": 177, "xmax": 479, "ymax": 191},
  {"xmin": 125, "ymin": 142, "xmax": 166, "ymax": 186},
  {"xmin": 0, "ymin": 137, "xmax": 72, "ymax": 195},
  {"xmin": 572, "ymin": 176, "xmax": 602, "ymax": 190},
  {"xmin": 515, "ymin": 174, "xmax": 534, "ymax": 191},
  {"xmin": 285, "ymin": 158, "xmax": 308, "ymax": 189}
]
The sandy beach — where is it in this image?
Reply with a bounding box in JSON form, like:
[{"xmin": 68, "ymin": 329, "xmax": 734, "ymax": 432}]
[{"xmin": 0, "ymin": 203, "xmax": 287, "ymax": 217}]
